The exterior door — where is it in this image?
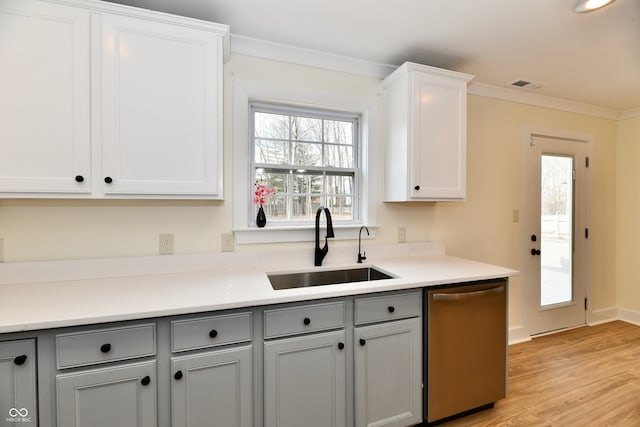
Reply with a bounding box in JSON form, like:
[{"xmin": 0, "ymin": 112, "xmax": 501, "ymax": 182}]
[{"xmin": 523, "ymin": 133, "xmax": 589, "ymax": 336}]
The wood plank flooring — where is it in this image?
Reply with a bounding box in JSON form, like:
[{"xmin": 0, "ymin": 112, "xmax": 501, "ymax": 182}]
[{"xmin": 441, "ymin": 321, "xmax": 640, "ymax": 426}]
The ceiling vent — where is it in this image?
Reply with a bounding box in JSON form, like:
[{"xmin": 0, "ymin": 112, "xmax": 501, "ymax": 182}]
[{"xmin": 510, "ymin": 79, "xmax": 542, "ymax": 89}]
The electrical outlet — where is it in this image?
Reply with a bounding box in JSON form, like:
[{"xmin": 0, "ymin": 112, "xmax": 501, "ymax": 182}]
[
  {"xmin": 398, "ymin": 227, "xmax": 407, "ymax": 243},
  {"xmin": 159, "ymin": 234, "xmax": 174, "ymax": 255},
  {"xmin": 221, "ymin": 233, "xmax": 235, "ymax": 252}
]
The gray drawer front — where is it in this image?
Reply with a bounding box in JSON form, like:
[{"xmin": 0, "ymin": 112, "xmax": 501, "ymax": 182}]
[
  {"xmin": 171, "ymin": 312, "xmax": 252, "ymax": 352},
  {"xmin": 355, "ymin": 291, "xmax": 422, "ymax": 325},
  {"xmin": 264, "ymin": 302, "xmax": 345, "ymax": 339},
  {"xmin": 56, "ymin": 324, "xmax": 156, "ymax": 369}
]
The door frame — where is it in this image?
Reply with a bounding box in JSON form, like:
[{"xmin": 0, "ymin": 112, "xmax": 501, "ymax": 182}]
[{"xmin": 521, "ymin": 126, "xmax": 592, "ymax": 337}]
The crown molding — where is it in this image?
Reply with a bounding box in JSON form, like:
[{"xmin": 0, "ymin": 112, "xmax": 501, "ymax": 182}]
[
  {"xmin": 467, "ymin": 82, "xmax": 621, "ymax": 120},
  {"xmin": 230, "ymin": 34, "xmax": 396, "ymax": 79},
  {"xmin": 230, "ymin": 34, "xmax": 633, "ymax": 121}
]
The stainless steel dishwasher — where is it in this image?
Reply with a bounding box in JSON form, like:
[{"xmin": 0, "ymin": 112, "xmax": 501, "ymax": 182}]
[{"xmin": 425, "ymin": 279, "xmax": 507, "ymax": 424}]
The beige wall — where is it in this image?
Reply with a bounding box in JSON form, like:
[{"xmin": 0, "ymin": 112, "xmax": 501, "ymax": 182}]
[
  {"xmin": 0, "ymin": 54, "xmax": 625, "ymax": 329},
  {"xmin": 616, "ymin": 116, "xmax": 640, "ymax": 311}
]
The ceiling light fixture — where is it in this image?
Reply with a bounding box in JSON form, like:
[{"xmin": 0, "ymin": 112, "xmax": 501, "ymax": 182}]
[{"xmin": 574, "ymin": 0, "xmax": 616, "ymax": 13}]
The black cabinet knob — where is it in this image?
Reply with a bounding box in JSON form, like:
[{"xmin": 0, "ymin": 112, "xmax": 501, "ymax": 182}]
[
  {"xmin": 141, "ymin": 376, "xmax": 151, "ymax": 386},
  {"xmin": 104, "ymin": 176, "xmax": 113, "ymax": 184},
  {"xmin": 174, "ymin": 371, "xmax": 183, "ymax": 380},
  {"xmin": 13, "ymin": 355, "xmax": 27, "ymax": 366},
  {"xmin": 531, "ymin": 234, "xmax": 537, "ymax": 242},
  {"xmin": 209, "ymin": 329, "xmax": 218, "ymax": 338},
  {"xmin": 100, "ymin": 343, "xmax": 111, "ymax": 353},
  {"xmin": 414, "ymin": 185, "xmax": 420, "ymax": 191},
  {"xmin": 359, "ymin": 338, "xmax": 366, "ymax": 346},
  {"xmin": 303, "ymin": 317, "xmax": 311, "ymax": 325},
  {"xmin": 338, "ymin": 342, "xmax": 344, "ymax": 350},
  {"xmin": 531, "ymin": 248, "xmax": 541, "ymax": 256},
  {"xmin": 388, "ymin": 306, "xmax": 395, "ymax": 313},
  {"xmin": 75, "ymin": 175, "xmax": 84, "ymax": 183}
]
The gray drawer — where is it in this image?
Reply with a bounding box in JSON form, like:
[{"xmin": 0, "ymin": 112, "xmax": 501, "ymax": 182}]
[
  {"xmin": 264, "ymin": 301, "xmax": 345, "ymax": 339},
  {"xmin": 355, "ymin": 291, "xmax": 422, "ymax": 325},
  {"xmin": 56, "ymin": 324, "xmax": 156, "ymax": 369},
  {"xmin": 171, "ymin": 312, "xmax": 252, "ymax": 352}
]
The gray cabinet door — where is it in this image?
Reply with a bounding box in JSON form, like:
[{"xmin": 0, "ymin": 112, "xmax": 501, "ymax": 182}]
[
  {"xmin": 264, "ymin": 330, "xmax": 347, "ymax": 427},
  {"xmin": 354, "ymin": 318, "xmax": 422, "ymax": 427},
  {"xmin": 56, "ymin": 360, "xmax": 156, "ymax": 427},
  {"xmin": 171, "ymin": 345, "xmax": 252, "ymax": 427},
  {"xmin": 0, "ymin": 339, "xmax": 37, "ymax": 427}
]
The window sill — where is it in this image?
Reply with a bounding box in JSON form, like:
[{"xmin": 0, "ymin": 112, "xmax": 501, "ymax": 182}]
[{"xmin": 233, "ymin": 224, "xmax": 378, "ymax": 245}]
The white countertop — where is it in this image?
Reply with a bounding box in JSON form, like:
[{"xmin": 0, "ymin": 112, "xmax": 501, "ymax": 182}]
[{"xmin": 0, "ymin": 243, "xmax": 517, "ymax": 334}]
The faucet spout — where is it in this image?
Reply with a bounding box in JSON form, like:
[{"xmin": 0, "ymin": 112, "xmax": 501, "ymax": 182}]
[
  {"xmin": 315, "ymin": 206, "xmax": 334, "ymax": 266},
  {"xmin": 357, "ymin": 225, "xmax": 370, "ymax": 263}
]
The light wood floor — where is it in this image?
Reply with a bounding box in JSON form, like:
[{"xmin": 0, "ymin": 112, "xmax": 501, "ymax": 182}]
[{"xmin": 441, "ymin": 320, "xmax": 640, "ymax": 426}]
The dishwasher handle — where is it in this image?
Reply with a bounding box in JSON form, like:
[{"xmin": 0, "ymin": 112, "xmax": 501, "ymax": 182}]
[{"xmin": 432, "ymin": 285, "xmax": 504, "ymax": 301}]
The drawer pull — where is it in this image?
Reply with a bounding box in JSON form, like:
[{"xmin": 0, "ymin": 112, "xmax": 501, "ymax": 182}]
[
  {"xmin": 338, "ymin": 342, "xmax": 345, "ymax": 350},
  {"xmin": 174, "ymin": 371, "xmax": 183, "ymax": 380},
  {"xmin": 209, "ymin": 329, "xmax": 218, "ymax": 339},
  {"xmin": 141, "ymin": 376, "xmax": 151, "ymax": 386},
  {"xmin": 104, "ymin": 176, "xmax": 113, "ymax": 184},
  {"xmin": 100, "ymin": 343, "xmax": 111, "ymax": 353},
  {"xmin": 74, "ymin": 175, "xmax": 84, "ymax": 183},
  {"xmin": 359, "ymin": 338, "xmax": 366, "ymax": 346},
  {"xmin": 432, "ymin": 286, "xmax": 504, "ymax": 301},
  {"xmin": 13, "ymin": 355, "xmax": 27, "ymax": 366},
  {"xmin": 388, "ymin": 306, "xmax": 395, "ymax": 313},
  {"xmin": 303, "ymin": 317, "xmax": 311, "ymax": 326}
]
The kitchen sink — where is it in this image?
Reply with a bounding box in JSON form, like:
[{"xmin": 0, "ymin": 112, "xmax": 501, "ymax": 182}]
[{"xmin": 267, "ymin": 266, "xmax": 394, "ymax": 290}]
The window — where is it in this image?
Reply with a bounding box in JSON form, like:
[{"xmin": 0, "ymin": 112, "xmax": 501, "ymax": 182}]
[{"xmin": 251, "ymin": 103, "xmax": 359, "ymax": 225}]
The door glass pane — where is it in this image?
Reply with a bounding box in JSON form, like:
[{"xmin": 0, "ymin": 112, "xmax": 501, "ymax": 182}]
[{"xmin": 540, "ymin": 155, "xmax": 574, "ymax": 306}]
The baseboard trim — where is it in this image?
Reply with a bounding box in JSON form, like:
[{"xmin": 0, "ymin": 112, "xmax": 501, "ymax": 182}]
[
  {"xmin": 618, "ymin": 308, "xmax": 640, "ymax": 326},
  {"xmin": 588, "ymin": 307, "xmax": 619, "ymax": 326},
  {"xmin": 508, "ymin": 326, "xmax": 530, "ymax": 345}
]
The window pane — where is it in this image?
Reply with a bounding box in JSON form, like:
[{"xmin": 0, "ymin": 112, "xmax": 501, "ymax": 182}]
[
  {"xmin": 324, "ymin": 144, "xmax": 353, "ymax": 168},
  {"xmin": 262, "ymin": 195, "xmax": 287, "ymax": 220},
  {"xmin": 325, "ymin": 121, "xmax": 353, "ymax": 144},
  {"xmin": 255, "ymin": 171, "xmax": 289, "ymax": 194},
  {"xmin": 292, "ymin": 173, "xmax": 322, "ymax": 194},
  {"xmin": 326, "ymin": 195, "xmax": 353, "ymax": 220},
  {"xmin": 255, "ymin": 139, "xmax": 289, "ymax": 164},
  {"xmin": 292, "ymin": 142, "xmax": 322, "ymax": 167},
  {"xmin": 255, "ymin": 112, "xmax": 289, "ymax": 139},
  {"xmin": 292, "ymin": 196, "xmax": 322, "ymax": 220},
  {"xmin": 326, "ymin": 175, "xmax": 354, "ymax": 195},
  {"xmin": 292, "ymin": 116, "xmax": 322, "ymax": 142}
]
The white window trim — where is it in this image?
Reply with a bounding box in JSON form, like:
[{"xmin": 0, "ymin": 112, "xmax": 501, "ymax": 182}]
[{"xmin": 232, "ymin": 78, "xmax": 378, "ymax": 244}]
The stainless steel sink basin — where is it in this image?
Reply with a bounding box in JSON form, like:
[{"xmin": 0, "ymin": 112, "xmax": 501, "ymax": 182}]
[{"xmin": 267, "ymin": 267, "xmax": 394, "ymax": 290}]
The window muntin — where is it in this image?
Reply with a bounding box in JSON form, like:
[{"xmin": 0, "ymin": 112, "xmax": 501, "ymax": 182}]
[{"xmin": 251, "ymin": 104, "xmax": 359, "ymax": 224}]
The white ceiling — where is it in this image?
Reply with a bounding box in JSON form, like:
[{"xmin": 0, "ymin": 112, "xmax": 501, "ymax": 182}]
[{"xmin": 106, "ymin": 0, "xmax": 640, "ymax": 112}]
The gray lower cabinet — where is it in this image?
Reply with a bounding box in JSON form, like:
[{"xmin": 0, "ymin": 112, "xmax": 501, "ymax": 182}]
[
  {"xmin": 354, "ymin": 318, "xmax": 422, "ymax": 427},
  {"xmin": 171, "ymin": 345, "xmax": 253, "ymax": 427},
  {"xmin": 56, "ymin": 360, "xmax": 157, "ymax": 427},
  {"xmin": 264, "ymin": 330, "xmax": 347, "ymax": 427},
  {"xmin": 0, "ymin": 339, "xmax": 37, "ymax": 427}
]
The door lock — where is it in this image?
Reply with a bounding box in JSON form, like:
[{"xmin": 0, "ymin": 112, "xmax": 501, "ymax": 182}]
[{"xmin": 531, "ymin": 248, "xmax": 541, "ymax": 256}]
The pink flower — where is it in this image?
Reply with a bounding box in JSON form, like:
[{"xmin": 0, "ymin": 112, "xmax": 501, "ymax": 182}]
[{"xmin": 253, "ymin": 183, "xmax": 276, "ymax": 205}]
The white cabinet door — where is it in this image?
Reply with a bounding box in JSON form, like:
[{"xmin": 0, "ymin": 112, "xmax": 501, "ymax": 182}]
[
  {"xmin": 171, "ymin": 346, "xmax": 252, "ymax": 427},
  {"xmin": 0, "ymin": 339, "xmax": 37, "ymax": 427},
  {"xmin": 354, "ymin": 318, "xmax": 422, "ymax": 427},
  {"xmin": 57, "ymin": 360, "xmax": 157, "ymax": 427},
  {"xmin": 0, "ymin": 0, "xmax": 91, "ymax": 194},
  {"xmin": 264, "ymin": 330, "xmax": 347, "ymax": 427},
  {"xmin": 98, "ymin": 13, "xmax": 223, "ymax": 197},
  {"xmin": 409, "ymin": 72, "xmax": 467, "ymax": 200},
  {"xmin": 382, "ymin": 62, "xmax": 472, "ymax": 202}
]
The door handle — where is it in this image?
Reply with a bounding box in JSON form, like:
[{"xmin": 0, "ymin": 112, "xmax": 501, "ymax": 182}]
[
  {"xmin": 432, "ymin": 286, "xmax": 504, "ymax": 301},
  {"xmin": 531, "ymin": 248, "xmax": 541, "ymax": 256}
]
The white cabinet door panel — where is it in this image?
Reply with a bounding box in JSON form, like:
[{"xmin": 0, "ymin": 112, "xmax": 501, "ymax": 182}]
[
  {"xmin": 264, "ymin": 330, "xmax": 347, "ymax": 427},
  {"xmin": 0, "ymin": 339, "xmax": 37, "ymax": 427},
  {"xmin": 354, "ymin": 318, "xmax": 422, "ymax": 427},
  {"xmin": 171, "ymin": 345, "xmax": 252, "ymax": 427},
  {"xmin": 0, "ymin": 0, "xmax": 91, "ymax": 194},
  {"xmin": 57, "ymin": 360, "xmax": 157, "ymax": 427},
  {"xmin": 98, "ymin": 14, "xmax": 222, "ymax": 196}
]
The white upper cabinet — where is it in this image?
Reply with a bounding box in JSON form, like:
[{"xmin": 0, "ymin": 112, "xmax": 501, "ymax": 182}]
[
  {"xmin": 0, "ymin": 0, "xmax": 228, "ymax": 199},
  {"xmin": 382, "ymin": 62, "xmax": 473, "ymax": 201},
  {"xmin": 0, "ymin": 0, "xmax": 91, "ymax": 194},
  {"xmin": 97, "ymin": 13, "xmax": 224, "ymax": 197}
]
